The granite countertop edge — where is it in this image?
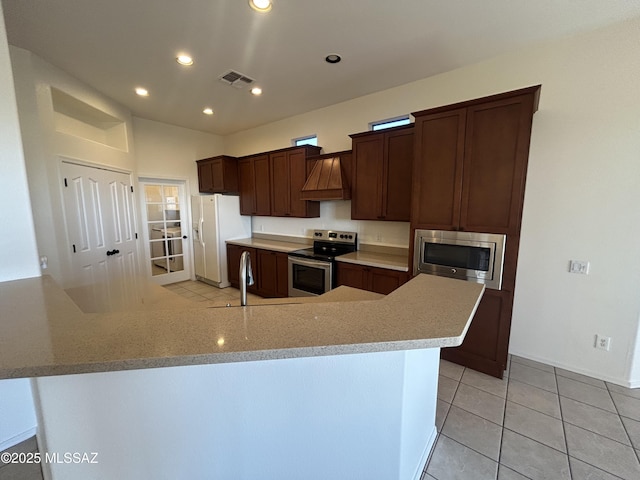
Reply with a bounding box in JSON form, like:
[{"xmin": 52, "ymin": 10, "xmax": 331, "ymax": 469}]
[{"xmin": 0, "ymin": 274, "xmax": 483, "ymax": 379}]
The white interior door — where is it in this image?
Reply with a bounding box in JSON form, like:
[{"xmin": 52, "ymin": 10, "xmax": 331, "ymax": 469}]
[
  {"xmin": 61, "ymin": 161, "xmax": 140, "ymax": 307},
  {"xmin": 139, "ymin": 180, "xmax": 191, "ymax": 285}
]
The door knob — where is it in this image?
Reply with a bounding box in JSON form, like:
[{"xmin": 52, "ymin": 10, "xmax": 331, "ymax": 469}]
[
  {"xmin": 183, "ymin": 235, "xmax": 188, "ymax": 239},
  {"xmin": 106, "ymin": 249, "xmax": 120, "ymax": 256}
]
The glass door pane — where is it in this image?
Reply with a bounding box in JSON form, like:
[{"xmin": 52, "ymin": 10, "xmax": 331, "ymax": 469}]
[{"xmin": 141, "ymin": 181, "xmax": 189, "ymax": 284}]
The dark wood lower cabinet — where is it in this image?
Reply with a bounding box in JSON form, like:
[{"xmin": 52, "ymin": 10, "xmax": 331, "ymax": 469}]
[
  {"xmin": 256, "ymin": 249, "xmax": 289, "ymax": 298},
  {"xmin": 227, "ymin": 244, "xmax": 288, "ymax": 298},
  {"xmin": 227, "ymin": 244, "xmax": 258, "ymax": 294},
  {"xmin": 440, "ymin": 288, "xmax": 513, "ymax": 378},
  {"xmin": 336, "ymin": 262, "xmax": 410, "ymax": 295}
]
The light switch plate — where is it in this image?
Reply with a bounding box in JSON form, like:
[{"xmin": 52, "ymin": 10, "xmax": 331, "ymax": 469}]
[{"xmin": 569, "ymin": 260, "xmax": 590, "ymax": 274}]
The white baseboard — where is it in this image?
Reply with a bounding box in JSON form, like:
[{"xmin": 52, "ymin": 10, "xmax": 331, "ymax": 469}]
[
  {"xmin": 412, "ymin": 425, "xmax": 438, "ymax": 480},
  {"xmin": 509, "ymin": 350, "xmax": 635, "ymax": 388},
  {"xmin": 0, "ymin": 427, "xmax": 37, "ymax": 452}
]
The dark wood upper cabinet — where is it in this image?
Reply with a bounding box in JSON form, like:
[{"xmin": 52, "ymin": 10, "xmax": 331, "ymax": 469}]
[
  {"xmin": 412, "ymin": 86, "xmax": 539, "ymax": 235},
  {"xmin": 196, "ymin": 155, "xmax": 239, "ymax": 194},
  {"xmin": 350, "ymin": 124, "xmax": 413, "ymax": 222},
  {"xmin": 238, "ymin": 154, "xmax": 271, "ymax": 216},
  {"xmin": 269, "ymin": 145, "xmax": 321, "ymax": 218},
  {"xmin": 411, "ymin": 86, "xmax": 541, "ymax": 379}
]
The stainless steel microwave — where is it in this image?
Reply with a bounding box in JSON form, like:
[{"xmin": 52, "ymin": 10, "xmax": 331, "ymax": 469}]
[{"xmin": 413, "ymin": 229, "xmax": 506, "ymax": 290}]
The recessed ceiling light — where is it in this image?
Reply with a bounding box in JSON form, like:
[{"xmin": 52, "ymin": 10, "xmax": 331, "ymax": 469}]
[
  {"xmin": 203, "ymin": 108, "xmax": 214, "ymax": 115},
  {"xmin": 249, "ymin": 0, "xmax": 272, "ymax": 13},
  {"xmin": 250, "ymin": 87, "xmax": 263, "ymax": 96},
  {"xmin": 135, "ymin": 87, "xmax": 149, "ymax": 97},
  {"xmin": 325, "ymin": 54, "xmax": 342, "ymax": 64},
  {"xmin": 176, "ymin": 55, "xmax": 194, "ymax": 66}
]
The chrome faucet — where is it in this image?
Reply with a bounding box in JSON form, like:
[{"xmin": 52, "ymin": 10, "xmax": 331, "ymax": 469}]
[{"xmin": 239, "ymin": 250, "xmax": 254, "ymax": 306}]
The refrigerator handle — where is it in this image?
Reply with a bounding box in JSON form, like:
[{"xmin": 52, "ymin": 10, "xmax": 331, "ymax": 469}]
[{"xmin": 199, "ymin": 218, "xmax": 205, "ymax": 247}]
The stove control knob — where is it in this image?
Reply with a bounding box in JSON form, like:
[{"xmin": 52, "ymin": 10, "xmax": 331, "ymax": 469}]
[
  {"xmin": 348, "ymin": 235, "xmax": 353, "ymax": 239},
  {"xmin": 339, "ymin": 234, "xmax": 344, "ymax": 239}
]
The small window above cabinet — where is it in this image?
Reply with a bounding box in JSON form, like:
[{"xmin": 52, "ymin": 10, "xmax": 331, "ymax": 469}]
[{"xmin": 196, "ymin": 155, "xmax": 239, "ymax": 194}]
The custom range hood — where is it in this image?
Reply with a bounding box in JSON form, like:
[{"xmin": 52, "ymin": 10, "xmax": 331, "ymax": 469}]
[{"xmin": 301, "ymin": 151, "xmax": 352, "ymax": 201}]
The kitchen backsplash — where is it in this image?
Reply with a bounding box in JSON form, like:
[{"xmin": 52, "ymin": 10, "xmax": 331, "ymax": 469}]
[{"xmin": 251, "ymin": 200, "xmax": 411, "ymax": 248}]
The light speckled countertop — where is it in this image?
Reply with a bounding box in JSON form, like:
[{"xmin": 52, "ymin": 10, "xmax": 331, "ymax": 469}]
[
  {"xmin": 0, "ymin": 274, "xmax": 483, "ymax": 380},
  {"xmin": 336, "ymin": 251, "xmax": 409, "ymax": 272},
  {"xmin": 227, "ymin": 236, "xmax": 410, "ymax": 271},
  {"xmin": 226, "ymin": 237, "xmax": 306, "ymax": 253}
]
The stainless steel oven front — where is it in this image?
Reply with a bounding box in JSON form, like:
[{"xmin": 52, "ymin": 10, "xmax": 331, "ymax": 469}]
[
  {"xmin": 413, "ymin": 229, "xmax": 506, "ymax": 290},
  {"xmin": 288, "ymin": 256, "xmax": 333, "ymax": 297}
]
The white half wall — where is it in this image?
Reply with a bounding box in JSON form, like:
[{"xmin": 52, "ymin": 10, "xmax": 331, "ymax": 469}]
[
  {"xmin": 0, "ymin": 1, "xmax": 38, "ymax": 450},
  {"xmin": 225, "ymin": 17, "xmax": 640, "ymax": 386},
  {"xmin": 34, "ymin": 350, "xmax": 438, "ymax": 480}
]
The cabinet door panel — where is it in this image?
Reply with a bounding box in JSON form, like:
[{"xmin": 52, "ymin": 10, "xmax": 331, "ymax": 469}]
[
  {"xmin": 198, "ymin": 162, "xmax": 214, "ymax": 193},
  {"xmin": 412, "ymin": 109, "xmax": 466, "ymax": 229},
  {"xmin": 384, "ymin": 130, "xmax": 413, "ymax": 221},
  {"xmin": 441, "ymin": 289, "xmax": 510, "ymax": 378},
  {"xmin": 270, "ymin": 151, "xmax": 290, "ymax": 216},
  {"xmin": 351, "ymin": 136, "xmax": 384, "ymax": 220},
  {"xmin": 336, "ymin": 263, "xmax": 367, "ymax": 290},
  {"xmin": 276, "ymin": 252, "xmax": 289, "ymax": 297},
  {"xmin": 227, "ymin": 244, "xmax": 257, "ymax": 293},
  {"xmin": 257, "ymin": 249, "xmax": 278, "ymax": 297},
  {"xmin": 288, "ymin": 149, "xmax": 314, "ymax": 217},
  {"xmin": 461, "ymin": 98, "xmax": 531, "ymax": 234},
  {"xmin": 253, "ymin": 155, "xmax": 271, "ymax": 216},
  {"xmin": 368, "ymin": 267, "xmax": 408, "ymax": 295},
  {"xmin": 238, "ymin": 159, "xmax": 255, "ymax": 215}
]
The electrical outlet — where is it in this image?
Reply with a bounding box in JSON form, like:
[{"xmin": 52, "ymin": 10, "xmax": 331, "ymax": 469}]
[
  {"xmin": 569, "ymin": 260, "xmax": 590, "ymax": 274},
  {"xmin": 594, "ymin": 334, "xmax": 611, "ymax": 351}
]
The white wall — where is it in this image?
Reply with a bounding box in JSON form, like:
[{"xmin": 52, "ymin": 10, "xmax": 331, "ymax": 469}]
[
  {"xmin": 0, "ymin": 1, "xmax": 38, "ymax": 450},
  {"xmin": 10, "ymin": 46, "xmax": 136, "ymax": 286},
  {"xmin": 224, "ymin": 85, "xmax": 414, "ymax": 247},
  {"xmin": 226, "ymin": 17, "xmax": 640, "ymax": 386},
  {"xmin": 133, "ymin": 116, "xmax": 224, "ymax": 195},
  {"xmin": 33, "ymin": 350, "xmax": 437, "ymax": 480}
]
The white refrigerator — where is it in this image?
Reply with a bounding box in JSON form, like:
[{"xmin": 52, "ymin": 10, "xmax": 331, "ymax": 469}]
[{"xmin": 191, "ymin": 194, "xmax": 251, "ymax": 287}]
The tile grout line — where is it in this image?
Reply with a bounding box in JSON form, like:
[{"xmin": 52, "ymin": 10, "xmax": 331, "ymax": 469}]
[
  {"xmin": 424, "ymin": 364, "xmax": 466, "ymax": 478},
  {"xmin": 553, "ymin": 365, "xmax": 574, "ymax": 480},
  {"xmin": 496, "ymin": 360, "xmax": 510, "ymax": 479},
  {"xmin": 605, "ymin": 381, "xmax": 640, "ymax": 467}
]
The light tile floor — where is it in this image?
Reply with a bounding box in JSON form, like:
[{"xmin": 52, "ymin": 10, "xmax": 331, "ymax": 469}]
[
  {"xmin": 425, "ymin": 355, "xmax": 640, "ymax": 480},
  {"xmin": 163, "ymin": 279, "xmax": 262, "ymax": 304},
  {"xmin": 170, "ymin": 280, "xmax": 640, "ymax": 480}
]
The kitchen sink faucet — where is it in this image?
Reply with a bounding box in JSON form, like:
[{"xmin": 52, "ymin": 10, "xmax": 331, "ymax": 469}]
[{"xmin": 239, "ymin": 251, "xmax": 254, "ymax": 306}]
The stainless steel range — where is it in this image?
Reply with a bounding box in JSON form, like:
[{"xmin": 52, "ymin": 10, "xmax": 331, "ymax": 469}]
[{"xmin": 288, "ymin": 230, "xmax": 357, "ymax": 297}]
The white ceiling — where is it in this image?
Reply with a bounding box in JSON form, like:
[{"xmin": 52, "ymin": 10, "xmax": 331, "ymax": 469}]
[{"xmin": 3, "ymin": 0, "xmax": 640, "ymax": 136}]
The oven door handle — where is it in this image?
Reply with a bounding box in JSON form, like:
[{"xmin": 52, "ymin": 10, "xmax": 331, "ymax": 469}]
[{"xmin": 288, "ymin": 256, "xmax": 331, "ymax": 269}]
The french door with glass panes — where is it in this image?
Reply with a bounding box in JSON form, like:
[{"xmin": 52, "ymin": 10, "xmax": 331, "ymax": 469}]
[{"xmin": 140, "ymin": 180, "xmax": 190, "ymax": 284}]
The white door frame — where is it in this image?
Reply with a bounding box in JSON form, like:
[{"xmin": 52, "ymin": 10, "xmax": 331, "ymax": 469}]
[{"xmin": 138, "ymin": 178, "xmax": 192, "ymax": 285}]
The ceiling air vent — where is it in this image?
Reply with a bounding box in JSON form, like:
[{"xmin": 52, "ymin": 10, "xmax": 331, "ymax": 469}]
[{"xmin": 218, "ymin": 70, "xmax": 255, "ymax": 89}]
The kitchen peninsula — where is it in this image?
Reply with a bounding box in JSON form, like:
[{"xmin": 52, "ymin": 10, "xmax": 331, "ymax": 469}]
[{"xmin": 0, "ymin": 274, "xmax": 483, "ymax": 480}]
